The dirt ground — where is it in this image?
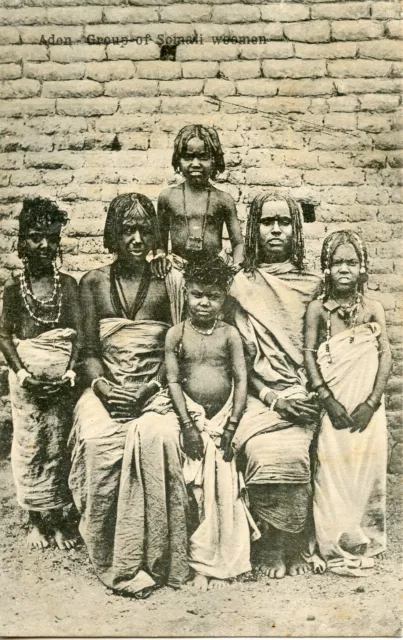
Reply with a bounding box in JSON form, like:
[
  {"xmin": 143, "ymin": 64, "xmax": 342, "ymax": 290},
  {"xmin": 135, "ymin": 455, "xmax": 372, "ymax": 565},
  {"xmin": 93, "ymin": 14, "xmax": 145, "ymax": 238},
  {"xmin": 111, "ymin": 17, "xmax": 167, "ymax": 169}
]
[{"xmin": 0, "ymin": 458, "xmax": 401, "ymax": 638}]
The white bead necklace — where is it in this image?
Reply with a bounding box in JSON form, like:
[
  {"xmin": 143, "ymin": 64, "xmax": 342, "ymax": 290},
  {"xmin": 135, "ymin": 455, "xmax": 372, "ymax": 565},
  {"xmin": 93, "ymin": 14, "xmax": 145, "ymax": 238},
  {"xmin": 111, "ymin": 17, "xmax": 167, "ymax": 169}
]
[
  {"xmin": 19, "ymin": 262, "xmax": 62, "ymax": 325},
  {"xmin": 188, "ymin": 317, "xmax": 217, "ymax": 336}
]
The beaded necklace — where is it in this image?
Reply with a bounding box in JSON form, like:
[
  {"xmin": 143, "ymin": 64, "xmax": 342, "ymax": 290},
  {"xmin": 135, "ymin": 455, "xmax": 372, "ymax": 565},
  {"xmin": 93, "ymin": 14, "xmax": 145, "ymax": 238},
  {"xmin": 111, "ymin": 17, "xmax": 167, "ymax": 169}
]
[
  {"xmin": 325, "ymin": 292, "xmax": 361, "ymax": 364},
  {"xmin": 19, "ymin": 261, "xmax": 62, "ymax": 325},
  {"xmin": 188, "ymin": 317, "xmax": 217, "ymax": 336}
]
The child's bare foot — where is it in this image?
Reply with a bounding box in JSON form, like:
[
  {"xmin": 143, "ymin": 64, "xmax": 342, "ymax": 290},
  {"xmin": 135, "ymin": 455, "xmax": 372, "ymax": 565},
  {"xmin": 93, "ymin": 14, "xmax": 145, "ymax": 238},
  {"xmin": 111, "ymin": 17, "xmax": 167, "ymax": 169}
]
[
  {"xmin": 208, "ymin": 579, "xmax": 227, "ymax": 590},
  {"xmin": 190, "ymin": 574, "xmax": 209, "ymax": 592},
  {"xmin": 53, "ymin": 525, "xmax": 78, "ymax": 550},
  {"xmin": 26, "ymin": 524, "xmax": 49, "ymax": 550},
  {"xmin": 287, "ymin": 549, "xmax": 311, "ymax": 576},
  {"xmin": 263, "ymin": 548, "xmax": 286, "ymax": 579}
]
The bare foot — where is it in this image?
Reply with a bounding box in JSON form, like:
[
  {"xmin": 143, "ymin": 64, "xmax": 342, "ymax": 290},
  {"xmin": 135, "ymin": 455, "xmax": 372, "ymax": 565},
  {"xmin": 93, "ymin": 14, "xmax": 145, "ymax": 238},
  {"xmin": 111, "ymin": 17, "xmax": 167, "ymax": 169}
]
[
  {"xmin": 190, "ymin": 574, "xmax": 209, "ymax": 592},
  {"xmin": 262, "ymin": 549, "xmax": 286, "ymax": 579},
  {"xmin": 53, "ymin": 526, "xmax": 78, "ymax": 551},
  {"xmin": 311, "ymin": 555, "xmax": 327, "ymax": 574},
  {"xmin": 208, "ymin": 579, "xmax": 228, "ymax": 590},
  {"xmin": 26, "ymin": 524, "xmax": 49, "ymax": 550},
  {"xmin": 288, "ymin": 550, "xmax": 311, "ymax": 577}
]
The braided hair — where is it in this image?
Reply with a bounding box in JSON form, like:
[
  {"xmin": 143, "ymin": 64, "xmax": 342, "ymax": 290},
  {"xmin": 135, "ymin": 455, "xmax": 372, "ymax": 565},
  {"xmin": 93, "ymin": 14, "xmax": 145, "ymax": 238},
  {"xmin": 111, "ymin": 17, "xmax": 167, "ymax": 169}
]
[
  {"xmin": 319, "ymin": 229, "xmax": 368, "ymax": 301},
  {"xmin": 183, "ymin": 252, "xmax": 234, "ymax": 292},
  {"xmin": 103, "ymin": 193, "xmax": 161, "ymax": 253},
  {"xmin": 18, "ymin": 197, "xmax": 68, "ymax": 258},
  {"xmin": 172, "ymin": 125, "xmax": 225, "ymax": 180},
  {"xmin": 243, "ymin": 193, "xmax": 305, "ymax": 273}
]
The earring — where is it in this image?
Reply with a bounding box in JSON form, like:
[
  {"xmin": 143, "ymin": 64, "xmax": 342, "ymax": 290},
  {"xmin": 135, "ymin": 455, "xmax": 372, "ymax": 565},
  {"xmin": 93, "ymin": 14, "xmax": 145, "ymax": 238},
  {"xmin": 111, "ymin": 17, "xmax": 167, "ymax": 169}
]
[{"xmin": 324, "ymin": 268, "xmax": 330, "ymax": 275}]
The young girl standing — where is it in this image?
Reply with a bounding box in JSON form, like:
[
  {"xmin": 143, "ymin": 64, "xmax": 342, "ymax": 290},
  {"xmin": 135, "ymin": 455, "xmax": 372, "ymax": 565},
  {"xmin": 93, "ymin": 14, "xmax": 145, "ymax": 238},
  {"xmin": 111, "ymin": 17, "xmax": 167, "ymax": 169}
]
[
  {"xmin": 0, "ymin": 198, "xmax": 81, "ymax": 550},
  {"xmin": 304, "ymin": 230, "xmax": 392, "ymax": 571},
  {"xmin": 154, "ymin": 125, "xmax": 244, "ymax": 275}
]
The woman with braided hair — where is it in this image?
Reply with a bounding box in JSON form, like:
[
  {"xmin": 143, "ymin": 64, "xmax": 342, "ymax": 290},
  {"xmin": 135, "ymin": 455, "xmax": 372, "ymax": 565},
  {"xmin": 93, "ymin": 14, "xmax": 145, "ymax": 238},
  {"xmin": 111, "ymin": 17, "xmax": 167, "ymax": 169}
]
[
  {"xmin": 229, "ymin": 192, "xmax": 321, "ymax": 579},
  {"xmin": 69, "ymin": 193, "xmax": 189, "ymax": 597}
]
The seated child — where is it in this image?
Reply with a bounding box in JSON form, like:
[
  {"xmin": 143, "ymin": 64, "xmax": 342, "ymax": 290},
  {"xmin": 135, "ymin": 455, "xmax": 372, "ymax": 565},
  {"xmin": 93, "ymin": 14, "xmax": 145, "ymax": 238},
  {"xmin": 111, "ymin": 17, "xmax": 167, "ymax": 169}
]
[
  {"xmin": 152, "ymin": 125, "xmax": 244, "ymax": 277},
  {"xmin": 304, "ymin": 230, "xmax": 392, "ymax": 573},
  {"xmin": 165, "ymin": 254, "xmax": 258, "ymax": 591},
  {"xmin": 0, "ymin": 197, "xmax": 81, "ymax": 550}
]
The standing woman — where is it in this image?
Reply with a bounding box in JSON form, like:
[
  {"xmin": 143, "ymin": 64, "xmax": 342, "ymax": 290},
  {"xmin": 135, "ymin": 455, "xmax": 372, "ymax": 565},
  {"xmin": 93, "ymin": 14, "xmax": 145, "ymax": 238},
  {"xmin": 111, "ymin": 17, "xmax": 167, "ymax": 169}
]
[{"xmin": 0, "ymin": 197, "xmax": 81, "ymax": 550}]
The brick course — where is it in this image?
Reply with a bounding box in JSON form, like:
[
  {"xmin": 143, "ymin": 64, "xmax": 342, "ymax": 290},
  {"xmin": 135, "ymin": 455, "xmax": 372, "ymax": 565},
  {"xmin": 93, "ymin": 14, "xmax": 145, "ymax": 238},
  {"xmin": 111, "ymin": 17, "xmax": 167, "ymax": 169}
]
[{"xmin": 0, "ymin": 0, "xmax": 401, "ymax": 471}]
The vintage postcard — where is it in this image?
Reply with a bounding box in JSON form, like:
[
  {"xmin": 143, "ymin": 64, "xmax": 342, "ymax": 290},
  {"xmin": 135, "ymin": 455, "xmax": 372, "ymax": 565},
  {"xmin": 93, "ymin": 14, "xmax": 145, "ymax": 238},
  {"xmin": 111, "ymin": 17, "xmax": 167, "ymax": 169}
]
[{"xmin": 0, "ymin": 0, "xmax": 401, "ymax": 637}]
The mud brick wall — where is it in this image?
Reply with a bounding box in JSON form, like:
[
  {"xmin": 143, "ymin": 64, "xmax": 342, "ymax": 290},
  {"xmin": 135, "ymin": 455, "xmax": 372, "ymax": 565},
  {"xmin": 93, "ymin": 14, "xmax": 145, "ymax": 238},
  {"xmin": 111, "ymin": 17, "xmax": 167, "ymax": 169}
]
[{"xmin": 0, "ymin": 0, "xmax": 401, "ymax": 470}]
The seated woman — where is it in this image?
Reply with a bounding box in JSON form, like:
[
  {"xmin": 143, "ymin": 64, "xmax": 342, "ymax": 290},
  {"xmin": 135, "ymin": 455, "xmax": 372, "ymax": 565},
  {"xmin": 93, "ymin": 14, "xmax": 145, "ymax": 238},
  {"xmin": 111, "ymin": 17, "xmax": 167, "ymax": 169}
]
[
  {"xmin": 229, "ymin": 193, "xmax": 321, "ymax": 578},
  {"xmin": 68, "ymin": 193, "xmax": 189, "ymax": 598}
]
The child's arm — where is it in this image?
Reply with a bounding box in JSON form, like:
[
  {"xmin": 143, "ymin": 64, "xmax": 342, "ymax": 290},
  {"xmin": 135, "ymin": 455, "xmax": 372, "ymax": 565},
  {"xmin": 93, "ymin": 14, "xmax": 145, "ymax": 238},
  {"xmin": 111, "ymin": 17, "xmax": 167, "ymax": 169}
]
[
  {"xmin": 0, "ymin": 280, "xmax": 55, "ymax": 393},
  {"xmin": 148, "ymin": 191, "xmax": 172, "ymax": 279},
  {"xmin": 220, "ymin": 326, "xmax": 247, "ymax": 462},
  {"xmin": 61, "ymin": 275, "xmax": 82, "ymax": 386},
  {"xmin": 0, "ymin": 279, "xmax": 26, "ymax": 374},
  {"xmin": 223, "ymin": 195, "xmax": 244, "ymax": 267},
  {"xmin": 165, "ymin": 325, "xmax": 204, "ymax": 460},
  {"xmin": 157, "ymin": 191, "xmax": 170, "ymax": 253},
  {"xmin": 79, "ymin": 272, "xmax": 105, "ymax": 387},
  {"xmin": 350, "ymin": 300, "xmax": 392, "ymax": 433},
  {"xmin": 304, "ymin": 300, "xmax": 354, "ymax": 430}
]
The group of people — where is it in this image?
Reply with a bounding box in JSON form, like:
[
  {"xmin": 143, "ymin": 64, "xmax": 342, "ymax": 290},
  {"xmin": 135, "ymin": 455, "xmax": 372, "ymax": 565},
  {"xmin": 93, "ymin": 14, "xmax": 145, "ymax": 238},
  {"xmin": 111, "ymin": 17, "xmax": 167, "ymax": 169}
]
[{"xmin": 0, "ymin": 124, "xmax": 392, "ymax": 597}]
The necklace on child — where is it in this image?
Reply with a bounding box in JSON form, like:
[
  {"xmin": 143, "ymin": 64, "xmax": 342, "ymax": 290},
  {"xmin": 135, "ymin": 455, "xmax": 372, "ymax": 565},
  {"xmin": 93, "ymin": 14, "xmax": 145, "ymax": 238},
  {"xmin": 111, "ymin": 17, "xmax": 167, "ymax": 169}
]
[
  {"xmin": 19, "ymin": 261, "xmax": 62, "ymax": 325},
  {"xmin": 324, "ymin": 292, "xmax": 362, "ymax": 363},
  {"xmin": 182, "ymin": 182, "xmax": 211, "ymax": 252},
  {"xmin": 188, "ymin": 317, "xmax": 217, "ymax": 336}
]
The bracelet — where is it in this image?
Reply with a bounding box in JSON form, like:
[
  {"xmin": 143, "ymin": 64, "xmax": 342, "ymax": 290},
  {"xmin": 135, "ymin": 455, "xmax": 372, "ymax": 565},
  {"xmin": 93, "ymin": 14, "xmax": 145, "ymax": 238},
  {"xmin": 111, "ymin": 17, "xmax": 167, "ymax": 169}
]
[
  {"xmin": 225, "ymin": 417, "xmax": 239, "ymax": 432},
  {"xmin": 316, "ymin": 385, "xmax": 332, "ymax": 402},
  {"xmin": 269, "ymin": 398, "xmax": 278, "ymax": 413},
  {"xmin": 180, "ymin": 417, "xmax": 193, "ymax": 430},
  {"xmin": 16, "ymin": 368, "xmax": 32, "ymax": 387},
  {"xmin": 62, "ymin": 370, "xmax": 76, "ymax": 387},
  {"xmin": 148, "ymin": 379, "xmax": 162, "ymax": 393},
  {"xmin": 366, "ymin": 397, "xmax": 381, "ymax": 411},
  {"xmin": 91, "ymin": 376, "xmax": 109, "ymax": 392},
  {"xmin": 259, "ymin": 387, "xmax": 272, "ymax": 404}
]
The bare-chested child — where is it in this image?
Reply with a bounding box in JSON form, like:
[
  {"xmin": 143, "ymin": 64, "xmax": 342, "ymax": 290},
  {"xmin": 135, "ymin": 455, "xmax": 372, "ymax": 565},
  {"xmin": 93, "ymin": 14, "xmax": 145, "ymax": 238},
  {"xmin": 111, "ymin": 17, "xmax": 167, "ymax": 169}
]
[
  {"xmin": 0, "ymin": 198, "xmax": 81, "ymax": 550},
  {"xmin": 152, "ymin": 125, "xmax": 243, "ymax": 277},
  {"xmin": 304, "ymin": 230, "xmax": 392, "ymax": 571},
  {"xmin": 165, "ymin": 255, "xmax": 257, "ymax": 592}
]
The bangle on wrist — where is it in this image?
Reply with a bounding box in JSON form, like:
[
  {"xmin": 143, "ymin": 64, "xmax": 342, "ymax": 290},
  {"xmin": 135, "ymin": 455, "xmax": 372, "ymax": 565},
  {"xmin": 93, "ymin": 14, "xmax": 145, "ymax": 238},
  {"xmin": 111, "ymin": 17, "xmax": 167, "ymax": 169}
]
[
  {"xmin": 366, "ymin": 397, "xmax": 380, "ymax": 411},
  {"xmin": 148, "ymin": 379, "xmax": 162, "ymax": 393},
  {"xmin": 62, "ymin": 370, "xmax": 76, "ymax": 387},
  {"xmin": 91, "ymin": 376, "xmax": 109, "ymax": 392},
  {"xmin": 269, "ymin": 397, "xmax": 278, "ymax": 413},
  {"xmin": 16, "ymin": 368, "xmax": 32, "ymax": 387},
  {"xmin": 317, "ymin": 385, "xmax": 332, "ymax": 402},
  {"xmin": 180, "ymin": 417, "xmax": 193, "ymax": 429},
  {"xmin": 259, "ymin": 387, "xmax": 273, "ymax": 405},
  {"xmin": 225, "ymin": 417, "xmax": 239, "ymax": 432}
]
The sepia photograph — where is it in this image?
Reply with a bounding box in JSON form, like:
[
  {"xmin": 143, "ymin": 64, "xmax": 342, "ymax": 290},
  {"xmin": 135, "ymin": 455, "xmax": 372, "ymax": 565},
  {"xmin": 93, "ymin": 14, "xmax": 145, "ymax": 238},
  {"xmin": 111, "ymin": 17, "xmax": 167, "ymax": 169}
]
[{"xmin": 0, "ymin": 0, "xmax": 401, "ymax": 636}]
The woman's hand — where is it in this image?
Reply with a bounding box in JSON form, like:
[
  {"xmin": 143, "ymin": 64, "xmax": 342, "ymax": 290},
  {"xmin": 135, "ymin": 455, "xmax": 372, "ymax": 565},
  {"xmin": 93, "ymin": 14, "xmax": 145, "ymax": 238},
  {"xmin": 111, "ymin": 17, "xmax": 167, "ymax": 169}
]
[
  {"xmin": 22, "ymin": 376, "xmax": 68, "ymax": 397},
  {"xmin": 183, "ymin": 424, "xmax": 204, "ymax": 461},
  {"xmin": 220, "ymin": 427, "xmax": 235, "ymax": 462},
  {"xmin": 324, "ymin": 396, "xmax": 354, "ymax": 430},
  {"xmin": 275, "ymin": 397, "xmax": 319, "ymax": 424},
  {"xmin": 350, "ymin": 402, "xmax": 374, "ymax": 433},
  {"xmin": 93, "ymin": 379, "xmax": 149, "ymax": 420}
]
